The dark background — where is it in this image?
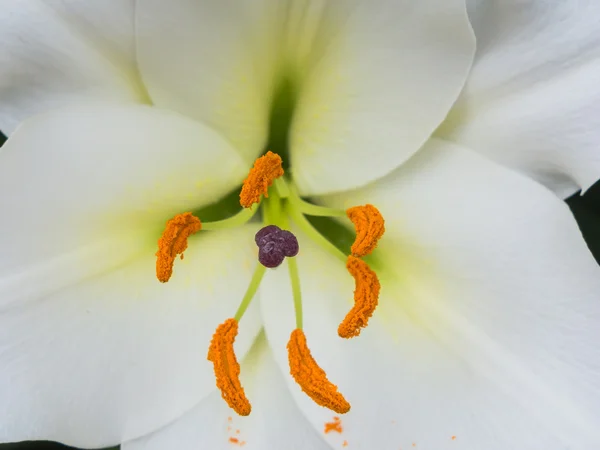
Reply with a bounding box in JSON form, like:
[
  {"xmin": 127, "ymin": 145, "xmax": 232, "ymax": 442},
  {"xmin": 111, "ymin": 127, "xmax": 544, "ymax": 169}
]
[{"xmin": 1, "ymin": 130, "xmax": 599, "ymax": 450}]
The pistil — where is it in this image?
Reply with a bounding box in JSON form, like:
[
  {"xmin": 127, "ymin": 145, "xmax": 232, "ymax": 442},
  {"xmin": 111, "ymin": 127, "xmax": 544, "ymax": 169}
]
[{"xmin": 255, "ymin": 225, "xmax": 299, "ymax": 268}]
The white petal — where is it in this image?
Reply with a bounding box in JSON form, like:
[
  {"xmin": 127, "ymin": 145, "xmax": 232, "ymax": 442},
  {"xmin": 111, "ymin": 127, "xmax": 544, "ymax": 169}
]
[
  {"xmin": 437, "ymin": 0, "xmax": 600, "ymax": 198},
  {"xmin": 0, "ymin": 0, "xmax": 147, "ymax": 134},
  {"xmin": 290, "ymin": 0, "xmax": 475, "ymax": 195},
  {"xmin": 261, "ymin": 139, "xmax": 600, "ymax": 449},
  {"xmin": 136, "ymin": 0, "xmax": 475, "ymax": 186},
  {"xmin": 136, "ymin": 0, "xmax": 284, "ymax": 163},
  {"xmin": 122, "ymin": 334, "xmax": 330, "ymax": 450},
  {"xmin": 0, "ymin": 226, "xmax": 264, "ymax": 448},
  {"xmin": 0, "ymin": 102, "xmax": 247, "ymax": 302},
  {"xmin": 0, "ymin": 102, "xmax": 252, "ymax": 444}
]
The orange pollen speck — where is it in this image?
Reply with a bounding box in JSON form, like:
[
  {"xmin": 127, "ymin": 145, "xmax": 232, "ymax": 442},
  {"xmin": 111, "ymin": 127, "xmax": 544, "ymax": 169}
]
[
  {"xmin": 239, "ymin": 151, "xmax": 284, "ymax": 208},
  {"xmin": 207, "ymin": 318, "xmax": 251, "ymax": 416},
  {"xmin": 324, "ymin": 416, "xmax": 344, "ymax": 434},
  {"xmin": 287, "ymin": 329, "xmax": 350, "ymax": 414},
  {"xmin": 155, "ymin": 212, "xmax": 201, "ymax": 283},
  {"xmin": 346, "ymin": 204, "xmax": 385, "ymax": 257},
  {"xmin": 338, "ymin": 255, "xmax": 381, "ymax": 339}
]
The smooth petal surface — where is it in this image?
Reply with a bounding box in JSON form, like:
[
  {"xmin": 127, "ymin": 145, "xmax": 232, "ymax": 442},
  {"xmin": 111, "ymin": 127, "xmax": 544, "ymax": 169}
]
[
  {"xmin": 0, "ymin": 226, "xmax": 263, "ymax": 448},
  {"xmin": 261, "ymin": 139, "xmax": 600, "ymax": 449},
  {"xmin": 136, "ymin": 0, "xmax": 284, "ymax": 163},
  {"xmin": 437, "ymin": 0, "xmax": 600, "ymax": 198},
  {"xmin": 122, "ymin": 334, "xmax": 331, "ymax": 450},
  {"xmin": 0, "ymin": 103, "xmax": 258, "ymax": 446},
  {"xmin": 0, "ymin": 102, "xmax": 247, "ymax": 304},
  {"xmin": 136, "ymin": 0, "xmax": 475, "ymax": 188},
  {"xmin": 0, "ymin": 0, "xmax": 147, "ymax": 134},
  {"xmin": 290, "ymin": 0, "xmax": 475, "ymax": 195}
]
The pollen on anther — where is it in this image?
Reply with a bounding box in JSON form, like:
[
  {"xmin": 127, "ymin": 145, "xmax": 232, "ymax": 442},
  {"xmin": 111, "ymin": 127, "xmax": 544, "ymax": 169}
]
[
  {"xmin": 207, "ymin": 318, "xmax": 251, "ymax": 416},
  {"xmin": 155, "ymin": 212, "xmax": 201, "ymax": 283},
  {"xmin": 346, "ymin": 204, "xmax": 385, "ymax": 257},
  {"xmin": 239, "ymin": 151, "xmax": 284, "ymax": 208},
  {"xmin": 287, "ymin": 329, "xmax": 350, "ymax": 414},
  {"xmin": 338, "ymin": 255, "xmax": 381, "ymax": 338}
]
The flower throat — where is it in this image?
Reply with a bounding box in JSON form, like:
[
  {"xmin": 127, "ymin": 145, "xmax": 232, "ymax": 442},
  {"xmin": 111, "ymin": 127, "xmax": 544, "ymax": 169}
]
[{"xmin": 155, "ymin": 151, "xmax": 384, "ymax": 416}]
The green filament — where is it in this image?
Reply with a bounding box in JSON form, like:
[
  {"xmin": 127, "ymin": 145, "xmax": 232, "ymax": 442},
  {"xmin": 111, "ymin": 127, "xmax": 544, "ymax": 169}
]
[
  {"xmin": 234, "ymin": 264, "xmax": 267, "ymax": 322},
  {"xmin": 287, "ymin": 256, "xmax": 303, "ymax": 329},
  {"xmin": 201, "ymin": 207, "xmax": 257, "ymax": 230},
  {"xmin": 285, "ymin": 202, "xmax": 348, "ymax": 265},
  {"xmin": 287, "ymin": 183, "xmax": 346, "ymax": 218}
]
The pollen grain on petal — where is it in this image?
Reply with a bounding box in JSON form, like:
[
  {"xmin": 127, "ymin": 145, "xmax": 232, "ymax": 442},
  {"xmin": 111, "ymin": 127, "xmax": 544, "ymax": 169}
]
[
  {"xmin": 239, "ymin": 151, "xmax": 284, "ymax": 208},
  {"xmin": 338, "ymin": 255, "xmax": 381, "ymax": 339},
  {"xmin": 346, "ymin": 204, "xmax": 385, "ymax": 257},
  {"xmin": 207, "ymin": 318, "xmax": 251, "ymax": 416},
  {"xmin": 287, "ymin": 329, "xmax": 350, "ymax": 414},
  {"xmin": 324, "ymin": 416, "xmax": 344, "ymax": 434},
  {"xmin": 155, "ymin": 212, "xmax": 201, "ymax": 282}
]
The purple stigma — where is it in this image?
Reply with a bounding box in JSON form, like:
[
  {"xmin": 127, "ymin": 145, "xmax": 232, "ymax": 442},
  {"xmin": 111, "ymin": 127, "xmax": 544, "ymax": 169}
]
[
  {"xmin": 255, "ymin": 225, "xmax": 300, "ymax": 268},
  {"xmin": 258, "ymin": 242, "xmax": 285, "ymax": 268},
  {"xmin": 278, "ymin": 230, "xmax": 299, "ymax": 257},
  {"xmin": 255, "ymin": 225, "xmax": 281, "ymax": 245}
]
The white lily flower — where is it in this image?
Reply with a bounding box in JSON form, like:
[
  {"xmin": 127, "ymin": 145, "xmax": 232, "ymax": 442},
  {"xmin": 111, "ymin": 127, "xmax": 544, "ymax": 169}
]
[{"xmin": 1, "ymin": 1, "xmax": 600, "ymax": 450}]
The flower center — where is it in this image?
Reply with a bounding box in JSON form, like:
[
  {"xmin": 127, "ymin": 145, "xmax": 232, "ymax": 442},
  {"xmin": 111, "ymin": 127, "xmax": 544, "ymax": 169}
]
[
  {"xmin": 254, "ymin": 224, "xmax": 299, "ymax": 268},
  {"xmin": 154, "ymin": 152, "xmax": 385, "ymax": 416}
]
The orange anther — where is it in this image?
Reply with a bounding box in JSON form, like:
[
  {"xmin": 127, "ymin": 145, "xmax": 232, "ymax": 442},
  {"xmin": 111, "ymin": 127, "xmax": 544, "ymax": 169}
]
[
  {"xmin": 155, "ymin": 212, "xmax": 201, "ymax": 282},
  {"xmin": 346, "ymin": 204, "xmax": 385, "ymax": 257},
  {"xmin": 207, "ymin": 318, "xmax": 251, "ymax": 416},
  {"xmin": 338, "ymin": 256, "xmax": 380, "ymax": 338},
  {"xmin": 287, "ymin": 329, "xmax": 350, "ymax": 414},
  {"xmin": 239, "ymin": 151, "xmax": 284, "ymax": 208}
]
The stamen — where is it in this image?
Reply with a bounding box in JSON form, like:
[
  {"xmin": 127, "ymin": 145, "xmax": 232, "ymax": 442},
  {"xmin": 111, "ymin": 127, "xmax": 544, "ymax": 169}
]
[
  {"xmin": 207, "ymin": 318, "xmax": 251, "ymax": 416},
  {"xmin": 155, "ymin": 212, "xmax": 201, "ymax": 283},
  {"xmin": 239, "ymin": 151, "xmax": 284, "ymax": 208},
  {"xmin": 287, "ymin": 182, "xmax": 346, "ymax": 218},
  {"xmin": 287, "ymin": 329, "xmax": 350, "ymax": 414},
  {"xmin": 200, "ymin": 207, "xmax": 256, "ymax": 230},
  {"xmin": 287, "ymin": 256, "xmax": 304, "ymax": 329},
  {"xmin": 233, "ymin": 263, "xmax": 266, "ymax": 322},
  {"xmin": 285, "ymin": 202, "xmax": 348, "ymax": 265},
  {"xmin": 346, "ymin": 204, "xmax": 385, "ymax": 257},
  {"xmin": 338, "ymin": 255, "xmax": 381, "ymax": 338}
]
